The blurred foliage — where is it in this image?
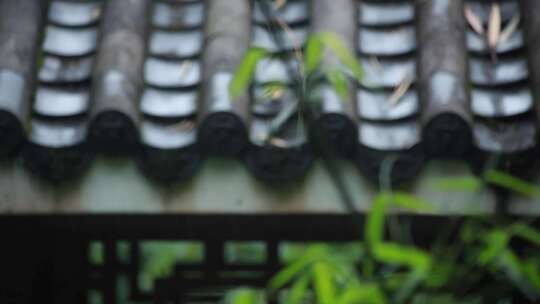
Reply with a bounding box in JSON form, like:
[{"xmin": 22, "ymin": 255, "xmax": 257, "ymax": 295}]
[{"xmin": 224, "ymin": 171, "xmax": 540, "ymax": 304}]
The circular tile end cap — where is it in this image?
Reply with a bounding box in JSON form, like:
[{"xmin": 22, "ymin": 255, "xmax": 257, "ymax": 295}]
[
  {"xmin": 198, "ymin": 112, "xmax": 248, "ymax": 157},
  {"xmin": 0, "ymin": 110, "xmax": 25, "ymax": 157},
  {"xmin": 244, "ymin": 144, "xmax": 314, "ymax": 183},
  {"xmin": 355, "ymin": 144, "xmax": 425, "ymax": 187},
  {"xmin": 423, "ymin": 113, "xmax": 472, "ymax": 159},
  {"xmin": 89, "ymin": 111, "xmax": 139, "ymax": 155},
  {"xmin": 22, "ymin": 143, "xmax": 93, "ymax": 182},
  {"xmin": 311, "ymin": 113, "xmax": 357, "ymax": 158},
  {"xmin": 136, "ymin": 144, "xmax": 202, "ymax": 182}
]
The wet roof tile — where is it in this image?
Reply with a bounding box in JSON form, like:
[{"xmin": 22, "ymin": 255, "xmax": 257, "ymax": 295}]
[{"xmin": 0, "ymin": 0, "xmax": 537, "ymax": 187}]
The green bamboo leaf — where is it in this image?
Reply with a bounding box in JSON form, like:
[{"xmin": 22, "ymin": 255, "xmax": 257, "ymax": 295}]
[
  {"xmin": 268, "ymin": 245, "xmax": 326, "ymax": 291},
  {"xmin": 394, "ymin": 271, "xmax": 426, "ymax": 304},
  {"xmin": 338, "ymin": 281, "xmax": 387, "ymax": 304},
  {"xmin": 431, "ymin": 177, "xmax": 484, "ymax": 192},
  {"xmin": 460, "ymin": 220, "xmax": 482, "ymax": 243},
  {"xmin": 366, "ymin": 192, "xmax": 431, "ymax": 246},
  {"xmin": 317, "ymin": 32, "xmax": 363, "ymax": 82},
  {"xmin": 485, "ymin": 170, "xmax": 540, "ymax": 198},
  {"xmin": 391, "ymin": 192, "xmax": 433, "ymax": 212},
  {"xmin": 497, "ymin": 250, "xmax": 539, "ymax": 299},
  {"xmin": 326, "ymin": 68, "xmax": 349, "ymax": 99},
  {"xmin": 144, "ymin": 248, "xmax": 177, "ymax": 280},
  {"xmin": 425, "ymin": 260, "xmax": 453, "ymax": 288},
  {"xmin": 226, "ymin": 289, "xmax": 260, "ymax": 304},
  {"xmin": 312, "ymin": 261, "xmax": 335, "ymax": 304},
  {"xmin": 304, "ymin": 35, "xmax": 323, "ymax": 76},
  {"xmin": 230, "ymin": 47, "xmax": 269, "ymax": 99},
  {"xmin": 373, "ymin": 243, "xmax": 432, "ymax": 272},
  {"xmin": 366, "ymin": 194, "xmax": 389, "ymax": 245},
  {"xmin": 510, "ymin": 223, "xmax": 540, "ymax": 248},
  {"xmin": 522, "ymin": 259, "xmax": 540, "ymax": 292},
  {"xmin": 285, "ymin": 272, "xmax": 311, "ymax": 304},
  {"xmin": 478, "ymin": 229, "xmax": 510, "ymax": 265}
]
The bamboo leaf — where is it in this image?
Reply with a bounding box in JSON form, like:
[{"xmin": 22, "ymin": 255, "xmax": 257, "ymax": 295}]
[
  {"xmin": 432, "ymin": 177, "xmax": 484, "ymax": 192},
  {"xmin": 178, "ymin": 60, "xmax": 193, "ymax": 80},
  {"xmin": 230, "ymin": 47, "xmax": 269, "ymax": 99},
  {"xmin": 497, "ymin": 250, "xmax": 539, "ymax": 299},
  {"xmin": 510, "ymin": 223, "xmax": 540, "ymax": 248},
  {"xmin": 389, "ymin": 75, "xmax": 413, "ymax": 106},
  {"xmin": 326, "ymin": 68, "xmax": 349, "ymax": 100},
  {"xmin": 285, "ymin": 272, "xmax": 311, "ymax": 304},
  {"xmin": 366, "ymin": 192, "xmax": 431, "ymax": 246},
  {"xmin": 366, "ymin": 193, "xmax": 432, "ymax": 279},
  {"xmin": 390, "ymin": 192, "xmax": 433, "ymax": 212},
  {"xmin": 499, "ymin": 12, "xmax": 521, "ymax": 44},
  {"xmin": 394, "ymin": 271, "xmax": 426, "ymax": 304},
  {"xmin": 478, "ymin": 229, "xmax": 510, "ymax": 265},
  {"xmin": 373, "ymin": 243, "xmax": 432, "ymax": 272},
  {"xmin": 312, "ymin": 261, "xmax": 335, "ymax": 304},
  {"xmin": 338, "ymin": 281, "xmax": 387, "ymax": 304},
  {"xmin": 317, "ymin": 32, "xmax": 363, "ymax": 82},
  {"xmin": 275, "ymin": 0, "xmax": 287, "ymax": 9},
  {"xmin": 226, "ymin": 289, "xmax": 260, "ymax": 304},
  {"xmin": 268, "ymin": 245, "xmax": 326, "ymax": 291},
  {"xmin": 485, "ymin": 170, "xmax": 540, "ymax": 198},
  {"xmin": 304, "ymin": 35, "xmax": 324, "ymax": 76},
  {"xmin": 269, "ymin": 99, "xmax": 298, "ymax": 134},
  {"xmin": 366, "ymin": 194, "xmax": 389, "ymax": 245},
  {"xmin": 144, "ymin": 246, "xmax": 178, "ymax": 280},
  {"xmin": 522, "ymin": 259, "xmax": 540, "ymax": 292},
  {"xmin": 488, "ymin": 3, "xmax": 501, "ymax": 51},
  {"xmin": 464, "ymin": 5, "xmax": 485, "ymax": 35}
]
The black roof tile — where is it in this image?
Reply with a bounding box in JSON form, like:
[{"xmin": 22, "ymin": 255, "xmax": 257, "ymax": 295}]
[{"xmin": 0, "ymin": 0, "xmax": 538, "ymax": 186}]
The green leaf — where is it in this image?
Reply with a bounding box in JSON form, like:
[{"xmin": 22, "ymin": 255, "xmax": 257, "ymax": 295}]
[
  {"xmin": 230, "ymin": 47, "xmax": 269, "ymax": 99},
  {"xmin": 460, "ymin": 220, "xmax": 482, "ymax": 243},
  {"xmin": 304, "ymin": 35, "xmax": 323, "ymax": 76},
  {"xmin": 269, "ymin": 99, "xmax": 298, "ymax": 134},
  {"xmin": 497, "ymin": 250, "xmax": 539, "ymax": 299},
  {"xmin": 425, "ymin": 260, "xmax": 454, "ymax": 288},
  {"xmin": 366, "ymin": 193, "xmax": 389, "ymax": 245},
  {"xmin": 366, "ymin": 192, "xmax": 432, "ymax": 246},
  {"xmin": 391, "ymin": 192, "xmax": 433, "ymax": 212},
  {"xmin": 317, "ymin": 32, "xmax": 363, "ymax": 82},
  {"xmin": 522, "ymin": 259, "xmax": 540, "ymax": 292},
  {"xmin": 326, "ymin": 68, "xmax": 349, "ymax": 99},
  {"xmin": 269, "ymin": 245, "xmax": 326, "ymax": 291},
  {"xmin": 394, "ymin": 271, "xmax": 426, "ymax": 304},
  {"xmin": 365, "ymin": 192, "xmax": 432, "ymax": 292},
  {"xmin": 226, "ymin": 289, "xmax": 261, "ymax": 304},
  {"xmin": 312, "ymin": 261, "xmax": 335, "ymax": 304},
  {"xmin": 510, "ymin": 223, "xmax": 540, "ymax": 248},
  {"xmin": 337, "ymin": 281, "xmax": 387, "ymax": 304},
  {"xmin": 485, "ymin": 170, "xmax": 540, "ymax": 198},
  {"xmin": 478, "ymin": 229, "xmax": 510, "ymax": 265},
  {"xmin": 373, "ymin": 243, "xmax": 432, "ymax": 272},
  {"xmin": 432, "ymin": 177, "xmax": 484, "ymax": 192},
  {"xmin": 143, "ymin": 246, "xmax": 178, "ymax": 280},
  {"xmin": 285, "ymin": 272, "xmax": 311, "ymax": 304},
  {"xmin": 260, "ymin": 82, "xmax": 288, "ymax": 100}
]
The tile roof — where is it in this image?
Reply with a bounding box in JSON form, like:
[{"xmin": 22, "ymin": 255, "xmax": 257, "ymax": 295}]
[{"xmin": 0, "ymin": 0, "xmax": 538, "ymax": 186}]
